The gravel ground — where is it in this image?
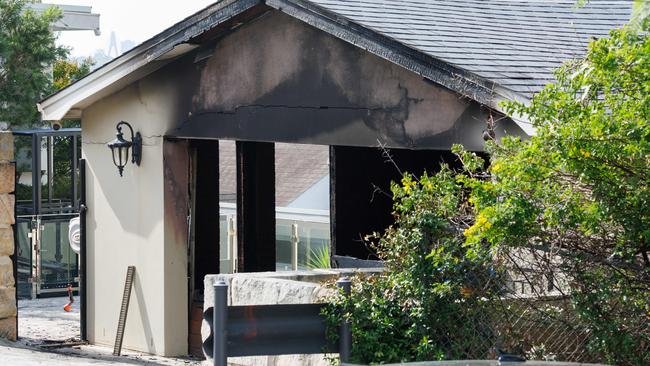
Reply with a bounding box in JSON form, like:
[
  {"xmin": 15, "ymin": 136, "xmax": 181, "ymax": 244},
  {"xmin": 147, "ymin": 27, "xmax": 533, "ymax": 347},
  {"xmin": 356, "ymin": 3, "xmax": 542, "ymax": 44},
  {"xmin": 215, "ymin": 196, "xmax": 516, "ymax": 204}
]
[
  {"xmin": 18, "ymin": 296, "xmax": 81, "ymax": 344},
  {"xmin": 4, "ymin": 297, "xmax": 204, "ymax": 366}
]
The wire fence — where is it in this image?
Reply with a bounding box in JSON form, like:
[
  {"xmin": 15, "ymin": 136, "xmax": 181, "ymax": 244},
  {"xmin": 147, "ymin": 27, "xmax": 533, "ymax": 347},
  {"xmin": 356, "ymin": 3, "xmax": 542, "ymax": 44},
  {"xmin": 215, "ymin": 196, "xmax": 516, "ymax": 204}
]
[{"xmin": 434, "ymin": 251, "xmax": 650, "ymax": 364}]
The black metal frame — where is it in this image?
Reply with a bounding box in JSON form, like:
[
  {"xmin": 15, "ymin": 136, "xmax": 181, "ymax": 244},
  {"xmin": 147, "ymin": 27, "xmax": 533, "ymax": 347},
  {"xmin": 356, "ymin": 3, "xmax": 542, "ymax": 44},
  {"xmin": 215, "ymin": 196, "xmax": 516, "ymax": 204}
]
[
  {"xmin": 11, "ymin": 129, "xmax": 87, "ymax": 340},
  {"xmin": 13, "ymin": 128, "xmax": 82, "ymax": 216},
  {"xmin": 79, "ymin": 159, "xmax": 87, "ymax": 341},
  {"xmin": 11, "ymin": 160, "xmax": 18, "ymax": 339}
]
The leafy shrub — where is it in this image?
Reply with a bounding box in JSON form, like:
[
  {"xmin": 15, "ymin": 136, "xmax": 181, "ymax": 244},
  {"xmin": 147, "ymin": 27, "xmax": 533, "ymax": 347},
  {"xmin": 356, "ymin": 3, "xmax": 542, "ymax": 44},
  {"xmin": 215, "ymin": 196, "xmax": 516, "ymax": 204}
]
[
  {"xmin": 308, "ymin": 245, "xmax": 332, "ymax": 269},
  {"xmin": 323, "ymin": 158, "xmax": 506, "ymax": 364},
  {"xmin": 488, "ymin": 22, "xmax": 649, "ymax": 366}
]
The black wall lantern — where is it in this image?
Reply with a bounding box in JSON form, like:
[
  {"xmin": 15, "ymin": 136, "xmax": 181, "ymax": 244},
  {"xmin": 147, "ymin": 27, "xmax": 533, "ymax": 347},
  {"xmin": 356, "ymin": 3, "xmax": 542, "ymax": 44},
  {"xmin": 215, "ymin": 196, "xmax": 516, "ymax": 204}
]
[{"xmin": 107, "ymin": 121, "xmax": 142, "ymax": 177}]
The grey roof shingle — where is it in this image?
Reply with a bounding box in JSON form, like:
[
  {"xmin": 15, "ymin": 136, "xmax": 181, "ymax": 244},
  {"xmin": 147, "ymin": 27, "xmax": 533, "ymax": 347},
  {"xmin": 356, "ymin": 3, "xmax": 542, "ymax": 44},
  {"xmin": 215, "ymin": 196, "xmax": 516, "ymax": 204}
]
[
  {"xmin": 38, "ymin": 0, "xmax": 634, "ymax": 120},
  {"xmin": 309, "ymin": 0, "xmax": 632, "ymax": 99}
]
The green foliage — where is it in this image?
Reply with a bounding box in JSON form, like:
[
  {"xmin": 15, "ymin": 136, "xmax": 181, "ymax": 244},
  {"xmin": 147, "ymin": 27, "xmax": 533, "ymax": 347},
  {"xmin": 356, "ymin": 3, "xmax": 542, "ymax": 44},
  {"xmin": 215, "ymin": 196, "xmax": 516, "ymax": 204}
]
[
  {"xmin": 52, "ymin": 57, "xmax": 93, "ymax": 91},
  {"xmin": 0, "ymin": 0, "xmax": 68, "ymax": 127},
  {"xmin": 324, "ymin": 12, "xmax": 648, "ymax": 366},
  {"xmin": 307, "ymin": 245, "xmax": 331, "ymax": 269},
  {"xmin": 323, "ymin": 163, "xmax": 505, "ymax": 364},
  {"xmin": 474, "ymin": 22, "xmax": 649, "ymax": 366}
]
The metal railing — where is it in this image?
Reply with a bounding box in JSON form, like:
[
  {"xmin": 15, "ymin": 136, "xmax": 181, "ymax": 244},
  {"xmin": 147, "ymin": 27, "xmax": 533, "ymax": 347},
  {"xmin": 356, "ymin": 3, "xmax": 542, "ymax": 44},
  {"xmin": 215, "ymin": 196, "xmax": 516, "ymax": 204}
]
[{"xmin": 218, "ymin": 203, "xmax": 331, "ymax": 272}]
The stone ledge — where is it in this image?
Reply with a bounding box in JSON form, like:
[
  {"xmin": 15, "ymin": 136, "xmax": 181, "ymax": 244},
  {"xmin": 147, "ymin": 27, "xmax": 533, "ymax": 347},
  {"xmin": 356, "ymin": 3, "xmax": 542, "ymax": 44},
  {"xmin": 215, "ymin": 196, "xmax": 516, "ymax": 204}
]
[
  {"xmin": 0, "ymin": 194, "xmax": 14, "ymax": 226},
  {"xmin": 0, "ymin": 164, "xmax": 14, "ymax": 194}
]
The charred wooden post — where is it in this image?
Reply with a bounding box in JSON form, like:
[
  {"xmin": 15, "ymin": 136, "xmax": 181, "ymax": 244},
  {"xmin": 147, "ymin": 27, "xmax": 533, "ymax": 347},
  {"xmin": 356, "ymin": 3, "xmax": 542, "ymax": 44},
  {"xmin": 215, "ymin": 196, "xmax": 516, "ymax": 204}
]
[
  {"xmin": 193, "ymin": 140, "xmax": 221, "ymax": 286},
  {"xmin": 236, "ymin": 141, "xmax": 276, "ymax": 272}
]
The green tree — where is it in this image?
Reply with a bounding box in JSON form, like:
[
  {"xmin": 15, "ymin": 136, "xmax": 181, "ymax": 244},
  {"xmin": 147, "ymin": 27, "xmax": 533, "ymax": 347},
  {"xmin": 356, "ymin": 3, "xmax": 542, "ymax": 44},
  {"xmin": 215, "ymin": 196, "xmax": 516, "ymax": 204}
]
[
  {"xmin": 0, "ymin": 0, "xmax": 67, "ymax": 128},
  {"xmin": 52, "ymin": 57, "xmax": 92, "ymax": 91},
  {"xmin": 0, "ymin": 2, "xmax": 91, "ymax": 202},
  {"xmin": 464, "ymin": 19, "xmax": 649, "ymax": 365}
]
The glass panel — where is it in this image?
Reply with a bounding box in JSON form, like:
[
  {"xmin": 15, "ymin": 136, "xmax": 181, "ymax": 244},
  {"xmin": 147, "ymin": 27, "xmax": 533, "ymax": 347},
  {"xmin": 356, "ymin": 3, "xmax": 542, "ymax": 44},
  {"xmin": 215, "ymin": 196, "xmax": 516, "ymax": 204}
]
[
  {"xmin": 14, "ymin": 133, "xmax": 81, "ymax": 216},
  {"xmin": 218, "ymin": 214, "xmax": 234, "ymax": 274},
  {"xmin": 218, "ymin": 140, "xmax": 237, "ymax": 273},
  {"xmin": 39, "ymin": 220, "xmax": 78, "ymax": 291},
  {"xmin": 219, "ymin": 210, "xmax": 331, "ymax": 272},
  {"xmin": 297, "ymin": 222, "xmax": 330, "ymax": 270},
  {"xmin": 16, "ymin": 221, "xmax": 32, "ymax": 298},
  {"xmin": 42, "ymin": 136, "xmax": 78, "ymax": 213},
  {"xmin": 274, "ymin": 217, "xmax": 331, "ymax": 271},
  {"xmin": 275, "ymin": 219, "xmax": 293, "ymax": 271},
  {"xmin": 273, "ymin": 142, "xmax": 331, "ymax": 271},
  {"xmin": 219, "ymin": 215, "xmax": 228, "ymax": 261}
]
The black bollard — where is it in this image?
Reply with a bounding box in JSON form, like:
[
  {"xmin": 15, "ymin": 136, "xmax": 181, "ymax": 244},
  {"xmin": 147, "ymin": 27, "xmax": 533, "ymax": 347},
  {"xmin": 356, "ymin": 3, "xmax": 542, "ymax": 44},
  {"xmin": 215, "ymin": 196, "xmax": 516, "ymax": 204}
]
[
  {"xmin": 213, "ymin": 280, "xmax": 228, "ymax": 366},
  {"xmin": 336, "ymin": 277, "xmax": 352, "ymax": 363}
]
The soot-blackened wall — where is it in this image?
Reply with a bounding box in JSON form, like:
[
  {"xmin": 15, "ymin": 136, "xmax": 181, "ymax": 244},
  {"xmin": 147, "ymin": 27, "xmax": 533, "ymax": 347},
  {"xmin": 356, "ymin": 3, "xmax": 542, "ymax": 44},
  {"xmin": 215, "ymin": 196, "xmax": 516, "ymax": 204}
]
[{"xmin": 171, "ymin": 10, "xmax": 525, "ymax": 150}]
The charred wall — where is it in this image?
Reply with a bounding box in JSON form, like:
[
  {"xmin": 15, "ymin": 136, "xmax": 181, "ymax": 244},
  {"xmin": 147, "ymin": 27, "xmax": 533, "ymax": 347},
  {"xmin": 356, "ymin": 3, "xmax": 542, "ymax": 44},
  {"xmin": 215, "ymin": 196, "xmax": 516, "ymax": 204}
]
[{"xmin": 169, "ymin": 10, "xmax": 524, "ymax": 150}]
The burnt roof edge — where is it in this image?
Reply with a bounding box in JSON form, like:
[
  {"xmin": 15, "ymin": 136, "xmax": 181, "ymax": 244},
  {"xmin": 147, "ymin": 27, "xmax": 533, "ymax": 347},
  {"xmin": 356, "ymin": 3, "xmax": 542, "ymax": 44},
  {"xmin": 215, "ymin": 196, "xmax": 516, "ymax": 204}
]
[
  {"xmin": 267, "ymin": 0, "xmax": 528, "ymax": 112},
  {"xmin": 39, "ymin": 0, "xmax": 527, "ymax": 122}
]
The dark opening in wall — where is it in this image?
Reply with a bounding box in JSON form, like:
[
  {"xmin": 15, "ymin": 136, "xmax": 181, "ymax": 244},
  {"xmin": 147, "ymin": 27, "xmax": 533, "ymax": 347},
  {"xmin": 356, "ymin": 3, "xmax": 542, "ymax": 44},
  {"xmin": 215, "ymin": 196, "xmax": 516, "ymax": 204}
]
[{"xmin": 331, "ymin": 146, "xmax": 460, "ymax": 259}]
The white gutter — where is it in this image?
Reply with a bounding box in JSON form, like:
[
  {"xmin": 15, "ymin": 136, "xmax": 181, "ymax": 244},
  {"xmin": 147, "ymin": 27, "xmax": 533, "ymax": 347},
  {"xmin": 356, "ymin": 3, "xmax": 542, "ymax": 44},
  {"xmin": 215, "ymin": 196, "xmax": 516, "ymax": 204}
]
[
  {"xmin": 511, "ymin": 116, "xmax": 536, "ymax": 136},
  {"xmin": 493, "ymin": 96, "xmax": 536, "ymax": 136}
]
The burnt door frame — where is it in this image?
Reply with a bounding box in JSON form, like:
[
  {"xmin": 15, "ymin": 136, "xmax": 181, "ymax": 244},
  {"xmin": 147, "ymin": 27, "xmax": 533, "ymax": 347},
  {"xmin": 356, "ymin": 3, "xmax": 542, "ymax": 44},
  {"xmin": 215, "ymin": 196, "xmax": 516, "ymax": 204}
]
[
  {"xmin": 236, "ymin": 141, "xmax": 276, "ymax": 272},
  {"xmin": 189, "ymin": 140, "xmax": 221, "ymax": 296}
]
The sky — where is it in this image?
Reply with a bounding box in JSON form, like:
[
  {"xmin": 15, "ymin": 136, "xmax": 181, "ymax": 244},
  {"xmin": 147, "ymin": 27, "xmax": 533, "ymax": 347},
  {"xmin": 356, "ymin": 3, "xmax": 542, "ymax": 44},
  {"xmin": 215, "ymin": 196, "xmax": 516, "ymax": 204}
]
[{"xmin": 53, "ymin": 0, "xmax": 215, "ymax": 58}]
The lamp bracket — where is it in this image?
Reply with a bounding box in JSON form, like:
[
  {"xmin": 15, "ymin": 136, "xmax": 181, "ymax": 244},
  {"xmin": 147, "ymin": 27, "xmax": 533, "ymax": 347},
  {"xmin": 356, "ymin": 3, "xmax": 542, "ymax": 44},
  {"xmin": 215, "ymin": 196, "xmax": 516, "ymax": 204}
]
[{"xmin": 132, "ymin": 132, "xmax": 142, "ymax": 166}]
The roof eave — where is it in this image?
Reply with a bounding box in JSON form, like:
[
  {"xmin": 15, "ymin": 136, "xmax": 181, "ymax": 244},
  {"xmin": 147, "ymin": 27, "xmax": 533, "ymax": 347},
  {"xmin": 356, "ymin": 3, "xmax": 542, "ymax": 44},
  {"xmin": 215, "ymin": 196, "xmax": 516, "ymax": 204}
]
[{"xmin": 38, "ymin": 0, "xmax": 261, "ymax": 121}]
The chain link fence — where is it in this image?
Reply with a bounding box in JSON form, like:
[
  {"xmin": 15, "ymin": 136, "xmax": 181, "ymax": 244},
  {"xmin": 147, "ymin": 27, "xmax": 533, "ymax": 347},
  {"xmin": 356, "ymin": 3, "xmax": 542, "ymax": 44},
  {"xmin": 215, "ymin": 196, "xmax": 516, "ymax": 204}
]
[{"xmin": 432, "ymin": 249, "xmax": 650, "ymax": 364}]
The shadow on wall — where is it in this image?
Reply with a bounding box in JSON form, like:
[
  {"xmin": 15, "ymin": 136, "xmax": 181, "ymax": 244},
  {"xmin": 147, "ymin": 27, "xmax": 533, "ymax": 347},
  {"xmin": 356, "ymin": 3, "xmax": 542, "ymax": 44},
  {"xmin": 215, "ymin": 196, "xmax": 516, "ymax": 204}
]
[{"xmin": 134, "ymin": 269, "xmax": 155, "ymax": 354}]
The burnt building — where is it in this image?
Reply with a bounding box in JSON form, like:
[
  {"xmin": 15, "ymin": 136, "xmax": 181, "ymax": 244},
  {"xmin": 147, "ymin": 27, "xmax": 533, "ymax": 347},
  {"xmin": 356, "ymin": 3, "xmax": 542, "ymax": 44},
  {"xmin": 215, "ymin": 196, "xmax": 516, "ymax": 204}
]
[{"xmin": 37, "ymin": 0, "xmax": 630, "ymax": 357}]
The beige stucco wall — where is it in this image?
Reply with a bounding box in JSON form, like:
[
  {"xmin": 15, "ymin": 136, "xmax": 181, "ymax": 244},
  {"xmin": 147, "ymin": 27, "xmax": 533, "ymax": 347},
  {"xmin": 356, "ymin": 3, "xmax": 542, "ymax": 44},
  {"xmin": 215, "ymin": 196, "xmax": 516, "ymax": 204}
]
[{"xmin": 81, "ymin": 60, "xmax": 195, "ymax": 355}]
